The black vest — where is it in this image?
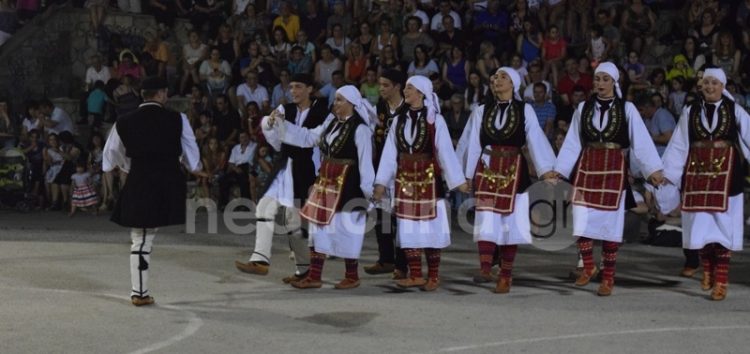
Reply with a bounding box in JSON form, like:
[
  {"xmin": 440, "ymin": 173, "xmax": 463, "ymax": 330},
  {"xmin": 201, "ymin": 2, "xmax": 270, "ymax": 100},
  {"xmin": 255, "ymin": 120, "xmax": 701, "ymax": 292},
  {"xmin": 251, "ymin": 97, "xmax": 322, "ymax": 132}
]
[
  {"xmin": 374, "ymin": 97, "xmax": 406, "ymax": 170},
  {"xmin": 117, "ymin": 103, "xmax": 182, "ymax": 168},
  {"xmin": 320, "ymin": 114, "xmax": 366, "ymax": 207},
  {"xmin": 479, "ymin": 100, "xmax": 532, "ymax": 192},
  {"xmin": 394, "ymin": 108, "xmax": 445, "ymax": 197},
  {"xmin": 264, "ymin": 99, "xmax": 329, "ymax": 204},
  {"xmin": 686, "ymin": 99, "xmax": 744, "ymax": 196},
  {"xmin": 579, "ymin": 98, "xmax": 630, "ymax": 147}
]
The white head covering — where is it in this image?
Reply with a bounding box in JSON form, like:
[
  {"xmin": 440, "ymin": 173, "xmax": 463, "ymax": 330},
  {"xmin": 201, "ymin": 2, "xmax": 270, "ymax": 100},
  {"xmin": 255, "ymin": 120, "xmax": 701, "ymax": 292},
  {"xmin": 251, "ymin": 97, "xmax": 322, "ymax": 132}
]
[
  {"xmin": 336, "ymin": 85, "xmax": 377, "ymax": 125},
  {"xmin": 495, "ymin": 67, "xmax": 522, "ymax": 100},
  {"xmin": 406, "ymin": 75, "xmax": 439, "ymax": 123},
  {"xmin": 702, "ymin": 68, "xmax": 734, "ymax": 102},
  {"xmin": 594, "ymin": 61, "xmax": 622, "ymax": 98}
]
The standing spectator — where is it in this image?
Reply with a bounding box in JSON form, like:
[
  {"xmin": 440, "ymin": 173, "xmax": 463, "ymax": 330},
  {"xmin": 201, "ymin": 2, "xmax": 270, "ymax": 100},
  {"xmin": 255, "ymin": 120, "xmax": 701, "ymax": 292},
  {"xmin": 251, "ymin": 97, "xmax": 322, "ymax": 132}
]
[
  {"xmin": 430, "ymin": 0, "xmax": 461, "ymax": 32},
  {"xmin": 199, "ymin": 137, "xmax": 226, "ymax": 201},
  {"xmin": 271, "ymin": 69, "xmax": 294, "ymax": 108},
  {"xmin": 344, "ymin": 42, "xmax": 369, "ymax": 84},
  {"xmin": 219, "ymin": 131, "xmax": 256, "ymax": 209},
  {"xmin": 86, "ymin": 81, "xmax": 112, "ymax": 131},
  {"xmin": 407, "ymin": 44, "xmax": 439, "ymax": 78},
  {"xmin": 39, "ymin": 99, "xmax": 74, "ymax": 136},
  {"xmin": 400, "ymin": 16, "xmax": 434, "ymax": 63},
  {"xmin": 442, "ymin": 45, "xmax": 469, "ymax": 92},
  {"xmin": 21, "ymin": 129, "xmax": 45, "ymax": 207},
  {"xmin": 213, "ymin": 95, "xmax": 241, "ymax": 148},
  {"xmin": 236, "ymin": 70, "xmax": 270, "ymax": 115},
  {"xmin": 314, "ymin": 45, "xmax": 342, "ymax": 85},
  {"xmin": 557, "ymin": 57, "xmax": 592, "ymax": 105},
  {"xmin": 530, "ymin": 82, "xmax": 555, "ymax": 137},
  {"xmin": 619, "ymin": 0, "xmax": 656, "ymax": 55},
  {"xmin": 180, "ymin": 31, "xmax": 209, "ymax": 95},
  {"xmin": 541, "ymin": 25, "xmax": 567, "ymax": 86},
  {"xmin": 635, "ymin": 95, "xmax": 674, "ymax": 156},
  {"xmin": 199, "ymin": 47, "xmax": 233, "ymax": 95},
  {"xmin": 324, "ymin": 23, "xmax": 351, "ymax": 58},
  {"xmin": 272, "ymin": 1, "xmax": 300, "ymax": 42},
  {"xmin": 69, "ymin": 161, "xmax": 99, "ymax": 217}
]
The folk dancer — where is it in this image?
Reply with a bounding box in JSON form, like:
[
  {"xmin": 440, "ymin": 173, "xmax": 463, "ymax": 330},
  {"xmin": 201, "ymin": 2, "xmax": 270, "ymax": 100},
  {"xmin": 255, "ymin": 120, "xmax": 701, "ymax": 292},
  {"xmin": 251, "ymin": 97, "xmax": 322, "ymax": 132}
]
[
  {"xmin": 458, "ymin": 67, "xmax": 557, "ymax": 293},
  {"xmin": 373, "ymin": 76, "xmax": 470, "ymax": 291},
  {"xmin": 267, "ymin": 85, "xmax": 376, "ymax": 289},
  {"xmin": 364, "ymin": 69, "xmax": 410, "ymax": 279},
  {"xmin": 660, "ymin": 68, "xmax": 750, "ymax": 301},
  {"xmin": 102, "ymin": 77, "xmax": 203, "ymax": 306},
  {"xmin": 234, "ymin": 74, "xmax": 329, "ymax": 283},
  {"xmin": 553, "ymin": 62, "xmax": 664, "ymax": 296}
]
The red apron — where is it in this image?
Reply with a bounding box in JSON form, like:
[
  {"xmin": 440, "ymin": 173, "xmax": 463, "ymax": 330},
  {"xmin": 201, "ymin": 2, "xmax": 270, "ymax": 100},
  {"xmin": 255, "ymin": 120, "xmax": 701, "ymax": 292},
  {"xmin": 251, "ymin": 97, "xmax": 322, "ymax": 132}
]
[
  {"xmin": 299, "ymin": 158, "xmax": 353, "ymax": 225},
  {"xmin": 394, "ymin": 153, "xmax": 438, "ymax": 220},
  {"xmin": 572, "ymin": 144, "xmax": 626, "ymax": 211},
  {"xmin": 473, "ymin": 146, "xmax": 522, "ymax": 214},
  {"xmin": 681, "ymin": 140, "xmax": 734, "ymax": 212}
]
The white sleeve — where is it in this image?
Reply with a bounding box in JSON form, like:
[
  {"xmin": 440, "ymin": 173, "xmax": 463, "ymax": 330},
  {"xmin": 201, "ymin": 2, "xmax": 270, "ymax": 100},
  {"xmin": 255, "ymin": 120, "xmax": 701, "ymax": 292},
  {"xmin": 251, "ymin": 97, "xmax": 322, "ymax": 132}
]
[
  {"xmin": 461, "ymin": 106, "xmax": 483, "ymax": 179},
  {"xmin": 434, "ymin": 115, "xmax": 466, "ymax": 190},
  {"xmin": 374, "ymin": 116, "xmax": 399, "ymax": 187},
  {"xmin": 180, "ymin": 113, "xmax": 202, "ymax": 172},
  {"xmin": 280, "ymin": 114, "xmax": 335, "ymax": 147},
  {"xmin": 227, "ymin": 146, "xmax": 239, "ymax": 165},
  {"xmin": 261, "ymin": 104, "xmax": 285, "ymax": 151},
  {"xmin": 625, "ymin": 102, "xmax": 663, "ymax": 179},
  {"xmin": 554, "ymin": 102, "xmax": 584, "ymax": 179},
  {"xmin": 661, "ymin": 107, "xmax": 690, "ymax": 187},
  {"xmin": 523, "ymin": 104, "xmax": 556, "ymax": 176},
  {"xmin": 102, "ymin": 123, "xmax": 130, "ymax": 173},
  {"xmin": 355, "ymin": 125, "xmax": 375, "ymax": 199}
]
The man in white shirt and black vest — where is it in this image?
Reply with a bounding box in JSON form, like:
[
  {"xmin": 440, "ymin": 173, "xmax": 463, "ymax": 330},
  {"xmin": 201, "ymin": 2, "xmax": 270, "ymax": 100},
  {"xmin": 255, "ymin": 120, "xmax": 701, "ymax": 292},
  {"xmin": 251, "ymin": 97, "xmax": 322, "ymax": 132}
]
[
  {"xmin": 103, "ymin": 76, "xmax": 203, "ymax": 306},
  {"xmin": 234, "ymin": 73, "xmax": 330, "ymax": 283}
]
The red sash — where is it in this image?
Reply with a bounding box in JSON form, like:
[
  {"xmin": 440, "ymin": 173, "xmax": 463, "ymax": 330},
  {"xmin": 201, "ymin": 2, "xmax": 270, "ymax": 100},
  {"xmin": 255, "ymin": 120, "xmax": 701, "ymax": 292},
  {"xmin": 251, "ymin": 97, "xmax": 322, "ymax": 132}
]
[
  {"xmin": 394, "ymin": 154, "xmax": 437, "ymax": 220},
  {"xmin": 681, "ymin": 141, "xmax": 734, "ymax": 212},
  {"xmin": 572, "ymin": 144, "xmax": 626, "ymax": 210},
  {"xmin": 473, "ymin": 146, "xmax": 522, "ymax": 214},
  {"xmin": 299, "ymin": 159, "xmax": 353, "ymax": 225}
]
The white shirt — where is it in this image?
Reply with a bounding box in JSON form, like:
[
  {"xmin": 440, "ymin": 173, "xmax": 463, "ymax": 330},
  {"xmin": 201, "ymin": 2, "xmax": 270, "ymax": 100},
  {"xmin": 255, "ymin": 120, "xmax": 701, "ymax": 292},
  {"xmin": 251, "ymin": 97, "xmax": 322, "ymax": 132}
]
[
  {"xmin": 46, "ymin": 107, "xmax": 75, "ymax": 135},
  {"xmin": 430, "ymin": 11, "xmax": 462, "ymax": 32},
  {"xmin": 405, "ymin": 10, "xmax": 430, "ymax": 29},
  {"xmin": 229, "ymin": 142, "xmax": 257, "ymax": 166},
  {"xmin": 85, "ymin": 66, "xmax": 112, "ymax": 87},
  {"xmin": 236, "ymin": 83, "xmax": 269, "ymax": 107}
]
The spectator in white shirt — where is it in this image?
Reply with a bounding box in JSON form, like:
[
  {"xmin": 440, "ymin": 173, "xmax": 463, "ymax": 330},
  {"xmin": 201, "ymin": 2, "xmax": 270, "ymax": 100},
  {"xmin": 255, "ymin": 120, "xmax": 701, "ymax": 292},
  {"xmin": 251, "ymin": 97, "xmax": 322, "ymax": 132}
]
[
  {"xmin": 430, "ymin": 0, "xmax": 462, "ymax": 32},
  {"xmin": 39, "ymin": 99, "xmax": 75, "ymax": 136},
  {"xmin": 235, "ymin": 70, "xmax": 270, "ymax": 113},
  {"xmin": 404, "ymin": 0, "xmax": 429, "ymax": 32},
  {"xmin": 219, "ymin": 131, "xmax": 256, "ymax": 208},
  {"xmin": 85, "ymin": 55, "xmax": 112, "ymax": 91}
]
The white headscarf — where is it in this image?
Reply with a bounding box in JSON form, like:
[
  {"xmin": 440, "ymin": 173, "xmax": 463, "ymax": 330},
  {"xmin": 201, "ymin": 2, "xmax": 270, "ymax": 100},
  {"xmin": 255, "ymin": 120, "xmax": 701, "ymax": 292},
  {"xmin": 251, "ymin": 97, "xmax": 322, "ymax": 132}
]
[
  {"xmin": 406, "ymin": 75, "xmax": 439, "ymax": 123},
  {"xmin": 702, "ymin": 68, "xmax": 734, "ymax": 102},
  {"xmin": 496, "ymin": 67, "xmax": 522, "ymax": 100},
  {"xmin": 594, "ymin": 61, "xmax": 622, "ymax": 98},
  {"xmin": 336, "ymin": 85, "xmax": 377, "ymax": 124}
]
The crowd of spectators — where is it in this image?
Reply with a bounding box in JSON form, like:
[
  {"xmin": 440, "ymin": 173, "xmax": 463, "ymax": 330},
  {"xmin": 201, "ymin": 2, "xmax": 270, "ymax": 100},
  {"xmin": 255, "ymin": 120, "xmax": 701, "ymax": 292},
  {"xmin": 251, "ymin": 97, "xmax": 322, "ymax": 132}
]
[{"xmin": 3, "ymin": 0, "xmax": 750, "ymax": 217}]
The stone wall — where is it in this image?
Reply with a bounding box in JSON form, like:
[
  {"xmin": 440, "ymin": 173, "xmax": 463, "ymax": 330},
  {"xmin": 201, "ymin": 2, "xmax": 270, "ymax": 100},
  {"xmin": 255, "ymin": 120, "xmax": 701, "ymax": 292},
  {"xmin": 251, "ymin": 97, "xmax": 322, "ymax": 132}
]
[{"xmin": 0, "ymin": 4, "xmax": 192, "ymax": 109}]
